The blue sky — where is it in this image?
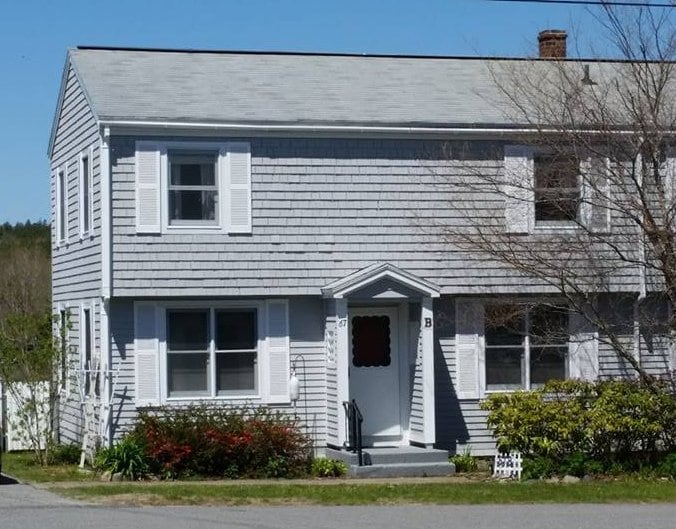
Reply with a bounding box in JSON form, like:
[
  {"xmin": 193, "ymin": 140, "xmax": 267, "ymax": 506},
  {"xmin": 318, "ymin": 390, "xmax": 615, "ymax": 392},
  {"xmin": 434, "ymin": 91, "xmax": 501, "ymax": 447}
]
[{"xmin": 0, "ymin": 0, "xmax": 613, "ymax": 224}]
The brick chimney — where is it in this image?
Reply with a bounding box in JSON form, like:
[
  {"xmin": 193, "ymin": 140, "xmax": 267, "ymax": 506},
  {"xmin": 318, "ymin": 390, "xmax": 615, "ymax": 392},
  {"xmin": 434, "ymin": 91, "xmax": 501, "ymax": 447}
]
[{"xmin": 538, "ymin": 29, "xmax": 567, "ymax": 58}]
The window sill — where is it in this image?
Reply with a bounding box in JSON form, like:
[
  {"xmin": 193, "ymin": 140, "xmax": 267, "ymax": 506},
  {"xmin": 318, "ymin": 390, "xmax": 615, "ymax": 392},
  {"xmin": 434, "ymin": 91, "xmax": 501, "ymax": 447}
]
[
  {"xmin": 484, "ymin": 388, "xmax": 524, "ymax": 395},
  {"xmin": 164, "ymin": 394, "xmax": 260, "ymax": 403},
  {"xmin": 534, "ymin": 221, "xmax": 578, "ymax": 229},
  {"xmin": 163, "ymin": 224, "xmax": 224, "ymax": 235},
  {"xmin": 533, "ymin": 223, "xmax": 580, "ymax": 235}
]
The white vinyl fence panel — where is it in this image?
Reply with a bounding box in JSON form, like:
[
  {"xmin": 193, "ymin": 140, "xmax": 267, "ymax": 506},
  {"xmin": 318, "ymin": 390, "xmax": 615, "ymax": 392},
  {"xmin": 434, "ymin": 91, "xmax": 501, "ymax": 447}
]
[{"xmin": 1, "ymin": 380, "xmax": 50, "ymax": 451}]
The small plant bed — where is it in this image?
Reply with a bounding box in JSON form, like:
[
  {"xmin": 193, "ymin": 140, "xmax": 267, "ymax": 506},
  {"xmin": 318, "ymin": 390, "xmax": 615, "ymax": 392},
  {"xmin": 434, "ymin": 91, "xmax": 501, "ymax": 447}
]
[
  {"xmin": 52, "ymin": 479, "xmax": 676, "ymax": 506},
  {"xmin": 95, "ymin": 405, "xmax": 313, "ymax": 480}
]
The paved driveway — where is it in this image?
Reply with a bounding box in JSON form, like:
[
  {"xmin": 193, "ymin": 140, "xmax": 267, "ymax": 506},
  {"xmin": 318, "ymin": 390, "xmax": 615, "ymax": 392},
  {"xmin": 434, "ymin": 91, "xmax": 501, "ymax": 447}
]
[{"xmin": 0, "ymin": 481, "xmax": 674, "ymax": 529}]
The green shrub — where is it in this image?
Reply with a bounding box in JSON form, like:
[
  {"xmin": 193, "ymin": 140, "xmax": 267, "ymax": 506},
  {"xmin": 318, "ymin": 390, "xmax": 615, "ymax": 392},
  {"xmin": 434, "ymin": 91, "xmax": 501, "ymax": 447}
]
[
  {"xmin": 46, "ymin": 443, "xmax": 81, "ymax": 465},
  {"xmin": 656, "ymin": 452, "xmax": 676, "ymax": 478},
  {"xmin": 130, "ymin": 405, "xmax": 312, "ymax": 479},
  {"xmin": 95, "ymin": 436, "xmax": 149, "ymax": 480},
  {"xmin": 559, "ymin": 452, "xmax": 604, "ymax": 477},
  {"xmin": 450, "ymin": 447, "xmax": 478, "ymax": 473},
  {"xmin": 522, "ymin": 455, "xmax": 556, "ymax": 480},
  {"xmin": 482, "ymin": 379, "xmax": 676, "ymax": 478},
  {"xmin": 311, "ymin": 457, "xmax": 348, "ymax": 478}
]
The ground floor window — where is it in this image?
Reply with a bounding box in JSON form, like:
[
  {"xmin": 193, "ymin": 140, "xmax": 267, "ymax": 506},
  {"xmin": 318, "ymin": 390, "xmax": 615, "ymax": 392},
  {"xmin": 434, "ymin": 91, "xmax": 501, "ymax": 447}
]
[
  {"xmin": 166, "ymin": 307, "xmax": 257, "ymax": 397},
  {"xmin": 484, "ymin": 304, "xmax": 568, "ymax": 391}
]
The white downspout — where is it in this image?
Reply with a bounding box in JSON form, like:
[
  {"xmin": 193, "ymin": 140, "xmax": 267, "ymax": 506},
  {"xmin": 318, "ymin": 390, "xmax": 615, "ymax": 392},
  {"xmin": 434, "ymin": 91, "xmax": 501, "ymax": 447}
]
[{"xmin": 99, "ymin": 126, "xmax": 112, "ymax": 446}]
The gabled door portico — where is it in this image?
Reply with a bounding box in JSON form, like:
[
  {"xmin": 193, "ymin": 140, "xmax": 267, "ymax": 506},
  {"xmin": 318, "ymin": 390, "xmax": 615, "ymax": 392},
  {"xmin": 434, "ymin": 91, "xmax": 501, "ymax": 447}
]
[{"xmin": 323, "ymin": 263, "xmax": 440, "ymax": 449}]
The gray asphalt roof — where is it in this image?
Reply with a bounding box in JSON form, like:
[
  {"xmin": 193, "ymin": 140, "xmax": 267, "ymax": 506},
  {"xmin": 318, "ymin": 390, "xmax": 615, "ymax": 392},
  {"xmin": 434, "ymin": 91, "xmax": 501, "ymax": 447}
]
[
  {"xmin": 69, "ymin": 48, "xmax": 519, "ymax": 127},
  {"xmin": 67, "ymin": 47, "xmax": 670, "ymax": 134}
]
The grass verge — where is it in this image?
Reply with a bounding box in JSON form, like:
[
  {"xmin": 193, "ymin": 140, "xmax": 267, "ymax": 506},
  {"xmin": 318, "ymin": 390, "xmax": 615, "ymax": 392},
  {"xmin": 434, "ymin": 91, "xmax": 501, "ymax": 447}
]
[
  {"xmin": 2, "ymin": 451, "xmax": 95, "ymax": 483},
  {"xmin": 53, "ymin": 480, "xmax": 676, "ymax": 506}
]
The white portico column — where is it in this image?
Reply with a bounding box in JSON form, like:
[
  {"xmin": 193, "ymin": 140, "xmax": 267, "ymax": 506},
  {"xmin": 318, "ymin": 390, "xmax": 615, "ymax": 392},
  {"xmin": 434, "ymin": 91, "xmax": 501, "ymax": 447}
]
[
  {"xmin": 421, "ymin": 296, "xmax": 436, "ymax": 447},
  {"xmin": 335, "ymin": 298, "xmax": 349, "ymax": 448}
]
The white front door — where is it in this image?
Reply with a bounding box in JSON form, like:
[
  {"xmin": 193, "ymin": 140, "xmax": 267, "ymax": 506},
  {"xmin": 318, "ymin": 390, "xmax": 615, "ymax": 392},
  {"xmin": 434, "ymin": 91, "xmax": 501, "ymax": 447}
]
[{"xmin": 348, "ymin": 307, "xmax": 401, "ymax": 445}]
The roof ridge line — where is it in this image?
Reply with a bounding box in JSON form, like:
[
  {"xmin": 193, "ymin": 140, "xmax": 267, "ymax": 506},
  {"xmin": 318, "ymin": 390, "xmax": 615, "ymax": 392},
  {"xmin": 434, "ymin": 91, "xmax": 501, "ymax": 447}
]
[{"xmin": 73, "ymin": 45, "xmax": 668, "ymax": 63}]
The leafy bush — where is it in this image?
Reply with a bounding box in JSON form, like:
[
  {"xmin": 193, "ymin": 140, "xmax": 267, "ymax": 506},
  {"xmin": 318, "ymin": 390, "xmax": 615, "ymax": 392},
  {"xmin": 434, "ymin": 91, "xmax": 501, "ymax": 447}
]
[
  {"xmin": 95, "ymin": 436, "xmax": 149, "ymax": 480},
  {"xmin": 522, "ymin": 455, "xmax": 556, "ymax": 480},
  {"xmin": 450, "ymin": 447, "xmax": 478, "ymax": 473},
  {"xmin": 482, "ymin": 379, "xmax": 676, "ymax": 477},
  {"xmin": 656, "ymin": 452, "xmax": 676, "ymax": 478},
  {"xmin": 130, "ymin": 405, "xmax": 312, "ymax": 479},
  {"xmin": 311, "ymin": 457, "xmax": 348, "ymax": 477},
  {"xmin": 46, "ymin": 443, "xmax": 81, "ymax": 465}
]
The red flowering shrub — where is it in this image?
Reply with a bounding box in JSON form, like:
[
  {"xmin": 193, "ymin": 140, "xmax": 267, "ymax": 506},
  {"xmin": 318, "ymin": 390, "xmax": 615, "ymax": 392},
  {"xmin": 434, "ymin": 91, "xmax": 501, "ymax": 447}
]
[{"xmin": 129, "ymin": 406, "xmax": 311, "ymax": 479}]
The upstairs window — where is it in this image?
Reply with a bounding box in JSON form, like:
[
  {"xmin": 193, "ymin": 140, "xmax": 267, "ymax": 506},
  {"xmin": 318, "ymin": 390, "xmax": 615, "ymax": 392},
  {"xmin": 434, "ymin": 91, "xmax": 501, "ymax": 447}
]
[
  {"xmin": 135, "ymin": 141, "xmax": 251, "ymax": 234},
  {"xmin": 168, "ymin": 151, "xmax": 218, "ymax": 226},
  {"xmin": 534, "ymin": 152, "xmax": 580, "ymax": 223},
  {"xmin": 485, "ymin": 304, "xmax": 568, "ymax": 391},
  {"xmin": 80, "ymin": 151, "xmax": 92, "ymax": 236}
]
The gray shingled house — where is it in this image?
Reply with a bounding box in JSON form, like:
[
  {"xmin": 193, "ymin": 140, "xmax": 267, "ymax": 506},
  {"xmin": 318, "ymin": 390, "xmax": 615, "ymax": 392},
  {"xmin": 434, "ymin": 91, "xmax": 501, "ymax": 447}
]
[{"xmin": 48, "ymin": 31, "xmax": 675, "ymax": 467}]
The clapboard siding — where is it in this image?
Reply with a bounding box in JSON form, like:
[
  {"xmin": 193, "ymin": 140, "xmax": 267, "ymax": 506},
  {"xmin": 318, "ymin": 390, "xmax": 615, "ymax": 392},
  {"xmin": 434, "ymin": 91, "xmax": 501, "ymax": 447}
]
[
  {"xmin": 58, "ymin": 305, "xmax": 82, "ymax": 445},
  {"xmin": 109, "ymin": 137, "xmax": 640, "ymax": 298},
  {"xmin": 51, "ymin": 64, "xmax": 101, "ymax": 304},
  {"xmin": 109, "ymin": 297, "xmax": 328, "ymax": 446}
]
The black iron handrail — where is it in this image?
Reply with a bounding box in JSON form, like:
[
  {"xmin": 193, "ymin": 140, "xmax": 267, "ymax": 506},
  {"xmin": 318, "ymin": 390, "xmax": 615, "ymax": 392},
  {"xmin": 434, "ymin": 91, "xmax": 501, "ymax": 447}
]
[{"xmin": 342, "ymin": 399, "xmax": 364, "ymax": 466}]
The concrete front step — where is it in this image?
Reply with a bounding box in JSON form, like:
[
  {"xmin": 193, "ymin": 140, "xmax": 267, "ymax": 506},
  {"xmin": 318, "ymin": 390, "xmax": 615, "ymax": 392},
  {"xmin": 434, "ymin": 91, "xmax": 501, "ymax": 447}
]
[{"xmin": 325, "ymin": 446, "xmax": 455, "ymax": 478}]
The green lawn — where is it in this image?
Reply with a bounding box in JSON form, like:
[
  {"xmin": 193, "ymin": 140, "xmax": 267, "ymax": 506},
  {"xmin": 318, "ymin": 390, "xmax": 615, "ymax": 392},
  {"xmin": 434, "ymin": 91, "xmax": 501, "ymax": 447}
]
[
  {"xmin": 53, "ymin": 480, "xmax": 676, "ymax": 506},
  {"xmin": 5, "ymin": 451, "xmax": 675, "ymax": 506},
  {"xmin": 2, "ymin": 451, "xmax": 96, "ymax": 483}
]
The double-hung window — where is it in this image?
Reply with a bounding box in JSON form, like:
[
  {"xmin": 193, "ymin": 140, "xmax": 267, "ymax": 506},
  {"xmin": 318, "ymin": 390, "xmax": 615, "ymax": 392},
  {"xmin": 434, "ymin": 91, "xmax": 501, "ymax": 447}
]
[
  {"xmin": 485, "ymin": 304, "xmax": 568, "ymax": 391},
  {"xmin": 59, "ymin": 309, "xmax": 69, "ymax": 391},
  {"xmin": 81, "ymin": 306, "xmax": 96, "ymax": 397},
  {"xmin": 534, "ymin": 152, "xmax": 580, "ymax": 223},
  {"xmin": 168, "ymin": 151, "xmax": 218, "ymax": 225},
  {"xmin": 80, "ymin": 150, "xmax": 92, "ymax": 236},
  {"xmin": 135, "ymin": 141, "xmax": 251, "ymax": 234},
  {"xmin": 57, "ymin": 168, "xmax": 67, "ymax": 243},
  {"xmin": 166, "ymin": 308, "xmax": 258, "ymax": 398}
]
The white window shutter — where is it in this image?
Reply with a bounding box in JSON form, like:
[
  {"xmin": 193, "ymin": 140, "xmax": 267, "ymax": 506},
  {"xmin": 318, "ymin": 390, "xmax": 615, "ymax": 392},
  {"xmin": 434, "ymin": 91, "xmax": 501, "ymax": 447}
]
[
  {"xmin": 503, "ymin": 145, "xmax": 534, "ymax": 234},
  {"xmin": 455, "ymin": 299, "xmax": 484, "ymax": 400},
  {"xmin": 568, "ymin": 312, "xmax": 599, "ymax": 381},
  {"xmin": 135, "ymin": 142, "xmax": 163, "ymax": 234},
  {"xmin": 266, "ymin": 299, "xmax": 290, "ymax": 404},
  {"xmin": 581, "ymin": 156, "xmax": 611, "ymax": 233},
  {"xmin": 134, "ymin": 302, "xmax": 160, "ymax": 407},
  {"xmin": 225, "ymin": 142, "xmax": 252, "ymax": 234}
]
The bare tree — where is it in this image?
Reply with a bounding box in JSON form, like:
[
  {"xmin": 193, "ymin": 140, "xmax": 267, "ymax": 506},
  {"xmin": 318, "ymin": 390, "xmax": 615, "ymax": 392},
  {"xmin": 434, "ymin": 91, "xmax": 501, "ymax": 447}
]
[{"xmin": 439, "ymin": 3, "xmax": 675, "ymax": 383}]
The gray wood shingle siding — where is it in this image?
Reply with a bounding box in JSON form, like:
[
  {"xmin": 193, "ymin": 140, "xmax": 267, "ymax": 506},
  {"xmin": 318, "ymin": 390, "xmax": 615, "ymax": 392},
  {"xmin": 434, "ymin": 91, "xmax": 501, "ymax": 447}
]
[{"xmin": 109, "ymin": 137, "xmax": 639, "ymax": 297}]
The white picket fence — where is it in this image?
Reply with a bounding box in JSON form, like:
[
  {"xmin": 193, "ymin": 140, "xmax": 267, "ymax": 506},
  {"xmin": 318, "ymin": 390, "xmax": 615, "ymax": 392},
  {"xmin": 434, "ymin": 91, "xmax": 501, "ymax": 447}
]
[
  {"xmin": 493, "ymin": 451, "xmax": 523, "ymax": 480},
  {"xmin": 0, "ymin": 380, "xmax": 50, "ymax": 451}
]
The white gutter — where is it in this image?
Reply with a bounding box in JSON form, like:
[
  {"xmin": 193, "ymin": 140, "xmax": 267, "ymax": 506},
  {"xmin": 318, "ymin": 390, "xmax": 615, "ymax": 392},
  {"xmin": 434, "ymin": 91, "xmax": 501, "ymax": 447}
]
[{"xmin": 98, "ymin": 119, "xmax": 660, "ymax": 136}]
